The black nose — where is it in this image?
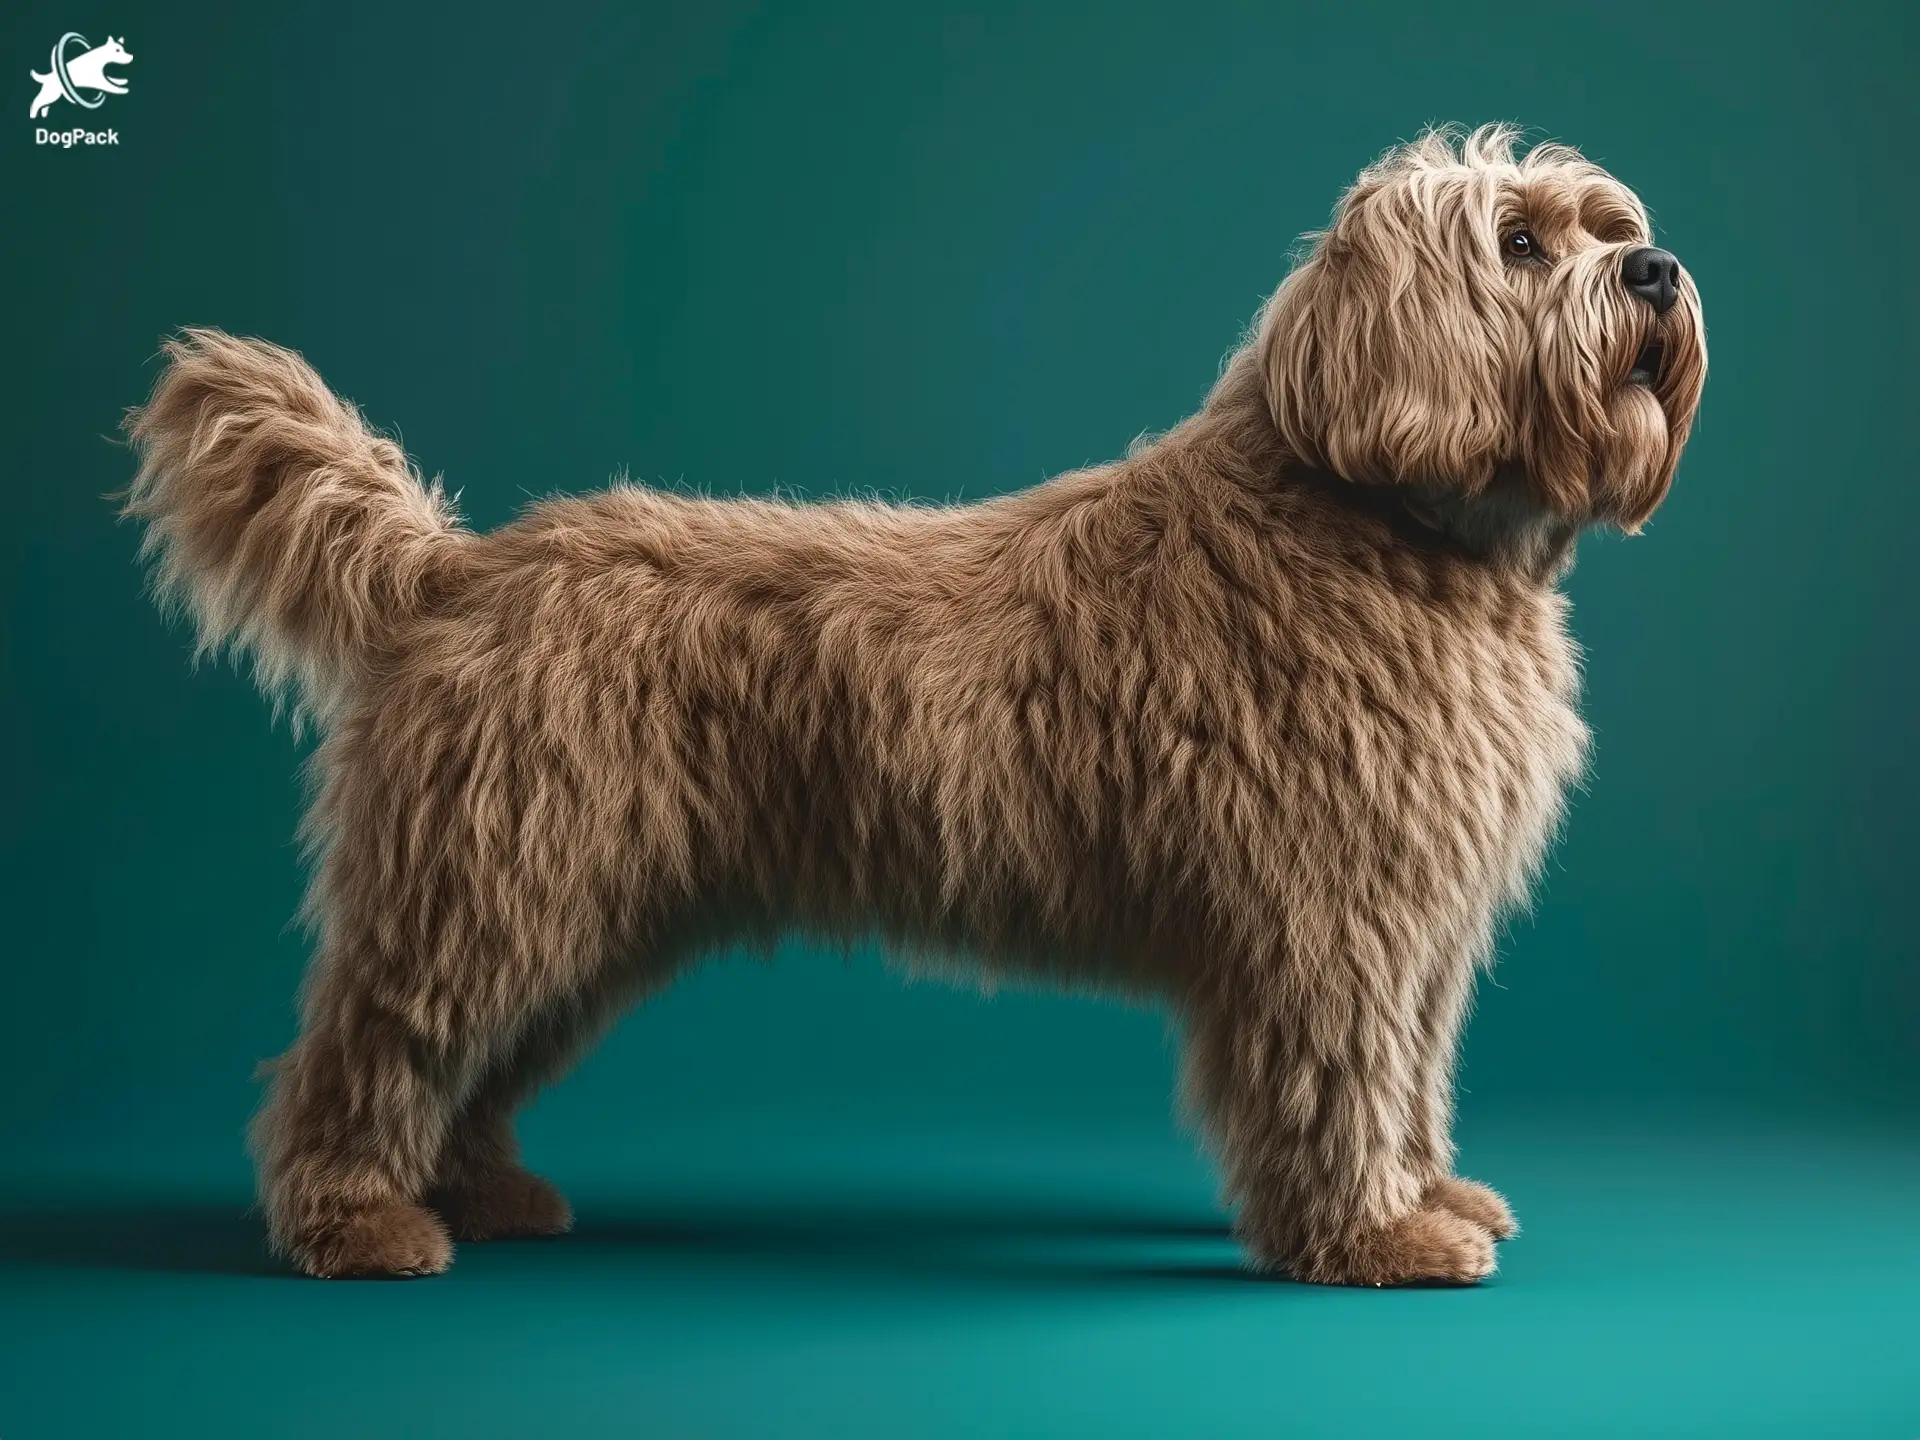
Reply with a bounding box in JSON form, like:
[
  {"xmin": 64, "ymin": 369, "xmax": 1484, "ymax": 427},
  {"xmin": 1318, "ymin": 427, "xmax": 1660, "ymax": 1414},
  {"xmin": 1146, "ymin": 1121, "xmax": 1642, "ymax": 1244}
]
[{"xmin": 1621, "ymin": 246, "xmax": 1681, "ymax": 315}]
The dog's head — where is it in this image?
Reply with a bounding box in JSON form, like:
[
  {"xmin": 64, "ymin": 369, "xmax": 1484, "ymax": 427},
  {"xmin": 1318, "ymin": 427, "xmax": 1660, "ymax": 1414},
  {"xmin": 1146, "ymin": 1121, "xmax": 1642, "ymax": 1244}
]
[{"xmin": 1259, "ymin": 126, "xmax": 1705, "ymax": 534}]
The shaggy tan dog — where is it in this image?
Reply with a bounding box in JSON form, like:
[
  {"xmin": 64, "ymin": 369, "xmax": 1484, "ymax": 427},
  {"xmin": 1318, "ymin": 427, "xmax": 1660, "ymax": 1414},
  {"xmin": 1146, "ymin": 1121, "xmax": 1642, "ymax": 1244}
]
[{"xmin": 125, "ymin": 125, "xmax": 1704, "ymax": 1284}]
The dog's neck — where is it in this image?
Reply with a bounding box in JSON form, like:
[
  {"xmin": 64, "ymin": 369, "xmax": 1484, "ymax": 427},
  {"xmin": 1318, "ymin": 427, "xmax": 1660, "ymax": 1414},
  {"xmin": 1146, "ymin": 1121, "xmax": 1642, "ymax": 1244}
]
[
  {"xmin": 1272, "ymin": 463, "xmax": 1573, "ymax": 581},
  {"xmin": 1190, "ymin": 349, "xmax": 1582, "ymax": 583},
  {"xmin": 1396, "ymin": 471, "xmax": 1581, "ymax": 581}
]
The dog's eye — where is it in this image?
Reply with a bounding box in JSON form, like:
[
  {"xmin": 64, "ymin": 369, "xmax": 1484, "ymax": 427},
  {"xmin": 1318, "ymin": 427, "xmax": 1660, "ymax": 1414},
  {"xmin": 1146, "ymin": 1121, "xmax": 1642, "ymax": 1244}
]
[{"xmin": 1503, "ymin": 228, "xmax": 1540, "ymax": 261}]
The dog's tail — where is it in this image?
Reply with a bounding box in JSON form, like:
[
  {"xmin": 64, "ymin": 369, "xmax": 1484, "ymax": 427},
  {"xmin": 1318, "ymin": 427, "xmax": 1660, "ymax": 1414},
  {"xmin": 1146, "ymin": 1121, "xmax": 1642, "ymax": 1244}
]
[{"xmin": 123, "ymin": 329, "xmax": 472, "ymax": 717}]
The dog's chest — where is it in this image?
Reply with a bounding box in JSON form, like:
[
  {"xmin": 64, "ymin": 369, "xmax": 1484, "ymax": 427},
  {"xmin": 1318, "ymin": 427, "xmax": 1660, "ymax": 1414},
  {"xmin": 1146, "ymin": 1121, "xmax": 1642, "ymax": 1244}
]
[
  {"xmin": 1247, "ymin": 582, "xmax": 1589, "ymax": 919},
  {"xmin": 1470, "ymin": 614, "xmax": 1587, "ymax": 910},
  {"xmin": 1395, "ymin": 595, "xmax": 1589, "ymax": 913}
]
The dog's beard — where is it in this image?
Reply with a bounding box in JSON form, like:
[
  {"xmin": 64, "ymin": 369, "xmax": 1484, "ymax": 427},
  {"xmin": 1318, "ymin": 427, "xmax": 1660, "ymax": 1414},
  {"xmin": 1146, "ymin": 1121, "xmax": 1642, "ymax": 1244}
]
[
  {"xmin": 1590, "ymin": 385, "xmax": 1675, "ymax": 529},
  {"xmin": 1523, "ymin": 248, "xmax": 1707, "ymax": 532}
]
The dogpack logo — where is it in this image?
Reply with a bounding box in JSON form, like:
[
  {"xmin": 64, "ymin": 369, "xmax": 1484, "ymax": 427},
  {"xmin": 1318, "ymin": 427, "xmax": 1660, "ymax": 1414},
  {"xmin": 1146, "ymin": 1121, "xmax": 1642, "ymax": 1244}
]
[{"xmin": 29, "ymin": 32, "xmax": 131, "ymax": 147}]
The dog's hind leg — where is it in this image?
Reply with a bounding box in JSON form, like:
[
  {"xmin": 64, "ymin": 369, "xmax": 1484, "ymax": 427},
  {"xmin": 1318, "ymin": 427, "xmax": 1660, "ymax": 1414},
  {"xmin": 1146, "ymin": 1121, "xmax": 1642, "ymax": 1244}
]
[
  {"xmin": 424, "ymin": 957, "xmax": 678, "ymax": 1242},
  {"xmin": 249, "ymin": 753, "xmax": 633, "ymax": 1278},
  {"xmin": 253, "ymin": 942, "xmax": 642, "ymax": 1276},
  {"xmin": 1182, "ymin": 952, "xmax": 1497, "ymax": 1287},
  {"xmin": 248, "ymin": 935, "xmax": 512, "ymax": 1277},
  {"xmin": 420, "ymin": 1001, "xmax": 595, "ymax": 1243}
]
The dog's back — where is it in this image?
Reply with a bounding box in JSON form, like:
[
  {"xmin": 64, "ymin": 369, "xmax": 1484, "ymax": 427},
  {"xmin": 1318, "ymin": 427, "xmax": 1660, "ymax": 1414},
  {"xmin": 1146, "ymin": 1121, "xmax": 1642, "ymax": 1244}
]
[{"xmin": 127, "ymin": 331, "xmax": 1583, "ymax": 999}]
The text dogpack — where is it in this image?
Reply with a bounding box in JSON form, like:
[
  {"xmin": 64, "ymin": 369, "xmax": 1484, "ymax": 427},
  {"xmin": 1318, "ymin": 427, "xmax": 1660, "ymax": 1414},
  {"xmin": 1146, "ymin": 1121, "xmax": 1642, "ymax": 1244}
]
[{"xmin": 36, "ymin": 126, "xmax": 118, "ymax": 147}]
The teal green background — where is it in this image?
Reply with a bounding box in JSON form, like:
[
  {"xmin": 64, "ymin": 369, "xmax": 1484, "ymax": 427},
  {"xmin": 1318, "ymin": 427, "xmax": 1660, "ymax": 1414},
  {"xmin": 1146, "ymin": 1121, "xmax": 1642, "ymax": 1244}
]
[{"xmin": 3, "ymin": 1, "xmax": 1915, "ymax": 1435}]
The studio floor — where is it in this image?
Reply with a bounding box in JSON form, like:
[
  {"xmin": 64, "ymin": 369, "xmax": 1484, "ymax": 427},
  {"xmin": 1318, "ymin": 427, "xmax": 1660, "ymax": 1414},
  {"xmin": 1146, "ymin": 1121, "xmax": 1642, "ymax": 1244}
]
[{"xmin": 1, "ymin": 1116, "xmax": 1914, "ymax": 1438}]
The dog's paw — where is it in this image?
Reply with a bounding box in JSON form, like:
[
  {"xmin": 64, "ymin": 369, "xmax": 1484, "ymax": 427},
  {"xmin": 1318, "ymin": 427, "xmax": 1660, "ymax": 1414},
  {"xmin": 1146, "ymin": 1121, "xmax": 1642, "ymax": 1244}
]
[
  {"xmin": 1292, "ymin": 1208, "xmax": 1497, "ymax": 1287},
  {"xmin": 428, "ymin": 1165, "xmax": 573, "ymax": 1242},
  {"xmin": 291, "ymin": 1202, "xmax": 453, "ymax": 1279},
  {"xmin": 1424, "ymin": 1175, "xmax": 1517, "ymax": 1240}
]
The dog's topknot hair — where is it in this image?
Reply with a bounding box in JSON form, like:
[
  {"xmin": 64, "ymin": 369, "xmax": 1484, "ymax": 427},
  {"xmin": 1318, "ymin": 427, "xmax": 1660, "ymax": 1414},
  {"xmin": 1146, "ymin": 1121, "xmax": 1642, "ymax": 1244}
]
[{"xmin": 1364, "ymin": 123, "xmax": 1600, "ymax": 179}]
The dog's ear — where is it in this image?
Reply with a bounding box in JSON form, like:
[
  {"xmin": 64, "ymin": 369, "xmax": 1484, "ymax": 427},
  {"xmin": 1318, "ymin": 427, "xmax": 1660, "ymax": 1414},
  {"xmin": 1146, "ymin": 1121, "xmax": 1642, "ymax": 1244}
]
[{"xmin": 1261, "ymin": 181, "xmax": 1515, "ymax": 492}]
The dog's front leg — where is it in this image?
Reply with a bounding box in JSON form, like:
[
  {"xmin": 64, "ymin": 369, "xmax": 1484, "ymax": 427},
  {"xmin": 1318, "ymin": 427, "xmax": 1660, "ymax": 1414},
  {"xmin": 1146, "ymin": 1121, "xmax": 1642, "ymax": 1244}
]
[
  {"xmin": 1403, "ymin": 957, "xmax": 1519, "ymax": 1242},
  {"xmin": 1183, "ymin": 979, "xmax": 1499, "ymax": 1287}
]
